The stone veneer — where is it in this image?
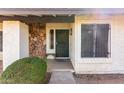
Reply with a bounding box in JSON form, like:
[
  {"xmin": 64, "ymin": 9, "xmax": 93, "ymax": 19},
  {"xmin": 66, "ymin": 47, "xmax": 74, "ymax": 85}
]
[{"xmin": 29, "ymin": 24, "xmax": 46, "ymax": 57}]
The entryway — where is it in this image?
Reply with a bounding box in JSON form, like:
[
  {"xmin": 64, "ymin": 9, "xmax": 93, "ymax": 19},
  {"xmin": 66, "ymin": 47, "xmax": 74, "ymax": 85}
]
[{"xmin": 46, "ymin": 23, "xmax": 71, "ymax": 60}]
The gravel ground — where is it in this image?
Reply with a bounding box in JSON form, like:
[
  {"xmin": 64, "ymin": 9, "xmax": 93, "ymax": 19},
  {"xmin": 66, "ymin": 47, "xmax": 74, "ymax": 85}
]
[{"xmin": 74, "ymin": 74, "xmax": 124, "ymax": 84}]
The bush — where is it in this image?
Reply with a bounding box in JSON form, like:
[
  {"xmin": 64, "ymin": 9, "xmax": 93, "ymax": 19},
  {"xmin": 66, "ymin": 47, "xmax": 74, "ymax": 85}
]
[{"xmin": 0, "ymin": 57, "xmax": 47, "ymax": 84}]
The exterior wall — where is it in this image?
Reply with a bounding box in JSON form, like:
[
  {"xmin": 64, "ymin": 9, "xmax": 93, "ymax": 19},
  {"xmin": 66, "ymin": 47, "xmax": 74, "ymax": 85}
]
[
  {"xmin": 29, "ymin": 24, "xmax": 46, "ymax": 57},
  {"xmin": 20, "ymin": 22, "xmax": 29, "ymax": 58},
  {"xmin": 70, "ymin": 23, "xmax": 76, "ymax": 67},
  {"xmin": 74, "ymin": 15, "xmax": 124, "ymax": 74},
  {"xmin": 3, "ymin": 21, "xmax": 29, "ymax": 70}
]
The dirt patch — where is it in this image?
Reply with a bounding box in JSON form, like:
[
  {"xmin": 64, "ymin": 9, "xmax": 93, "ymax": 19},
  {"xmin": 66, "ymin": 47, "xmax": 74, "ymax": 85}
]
[
  {"xmin": 74, "ymin": 73, "xmax": 124, "ymax": 84},
  {"xmin": 44, "ymin": 72, "xmax": 51, "ymax": 84}
]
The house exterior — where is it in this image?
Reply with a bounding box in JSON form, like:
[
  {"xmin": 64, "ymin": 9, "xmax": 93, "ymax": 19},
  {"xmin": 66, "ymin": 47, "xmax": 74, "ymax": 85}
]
[{"xmin": 0, "ymin": 8, "xmax": 124, "ymax": 74}]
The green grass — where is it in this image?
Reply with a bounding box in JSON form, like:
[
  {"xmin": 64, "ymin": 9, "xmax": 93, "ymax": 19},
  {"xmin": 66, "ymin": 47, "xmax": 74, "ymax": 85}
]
[{"xmin": 0, "ymin": 57, "xmax": 47, "ymax": 84}]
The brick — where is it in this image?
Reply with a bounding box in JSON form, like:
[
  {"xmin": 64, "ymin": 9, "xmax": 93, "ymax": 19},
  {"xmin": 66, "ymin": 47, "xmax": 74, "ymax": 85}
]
[{"xmin": 29, "ymin": 24, "xmax": 46, "ymax": 57}]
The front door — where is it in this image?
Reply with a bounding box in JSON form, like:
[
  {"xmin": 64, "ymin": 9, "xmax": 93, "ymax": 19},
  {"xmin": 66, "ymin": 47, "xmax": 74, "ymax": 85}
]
[{"xmin": 56, "ymin": 29, "xmax": 69, "ymax": 57}]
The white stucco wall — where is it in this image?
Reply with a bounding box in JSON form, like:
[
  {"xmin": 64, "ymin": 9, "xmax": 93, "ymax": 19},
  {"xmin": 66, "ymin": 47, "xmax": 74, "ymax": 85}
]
[
  {"xmin": 20, "ymin": 22, "xmax": 29, "ymax": 58},
  {"xmin": 74, "ymin": 15, "xmax": 124, "ymax": 74},
  {"xmin": 70, "ymin": 23, "xmax": 76, "ymax": 67},
  {"xmin": 3, "ymin": 21, "xmax": 29, "ymax": 70}
]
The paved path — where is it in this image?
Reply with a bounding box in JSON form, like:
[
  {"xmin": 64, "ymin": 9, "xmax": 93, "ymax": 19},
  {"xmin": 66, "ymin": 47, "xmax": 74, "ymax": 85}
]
[
  {"xmin": 49, "ymin": 71, "xmax": 76, "ymax": 84},
  {"xmin": 47, "ymin": 59, "xmax": 73, "ymax": 72}
]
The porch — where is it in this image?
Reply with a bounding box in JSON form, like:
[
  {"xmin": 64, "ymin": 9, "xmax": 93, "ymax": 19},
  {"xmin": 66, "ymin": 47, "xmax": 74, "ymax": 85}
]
[{"xmin": 1, "ymin": 16, "xmax": 75, "ymax": 70}]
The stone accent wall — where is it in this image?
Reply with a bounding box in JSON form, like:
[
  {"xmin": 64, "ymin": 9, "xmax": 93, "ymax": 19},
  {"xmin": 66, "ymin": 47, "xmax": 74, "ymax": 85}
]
[{"xmin": 29, "ymin": 24, "xmax": 46, "ymax": 57}]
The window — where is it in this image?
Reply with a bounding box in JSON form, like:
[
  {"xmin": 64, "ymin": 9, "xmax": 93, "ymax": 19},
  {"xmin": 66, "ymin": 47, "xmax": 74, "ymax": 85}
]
[
  {"xmin": 49, "ymin": 29, "xmax": 54, "ymax": 49},
  {"xmin": 81, "ymin": 24, "xmax": 110, "ymax": 58}
]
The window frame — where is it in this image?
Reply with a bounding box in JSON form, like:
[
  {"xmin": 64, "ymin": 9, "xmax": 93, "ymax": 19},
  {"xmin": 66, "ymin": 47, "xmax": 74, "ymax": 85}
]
[
  {"xmin": 81, "ymin": 23, "xmax": 111, "ymax": 58},
  {"xmin": 49, "ymin": 29, "xmax": 54, "ymax": 49},
  {"xmin": 75, "ymin": 17, "xmax": 112, "ymax": 63}
]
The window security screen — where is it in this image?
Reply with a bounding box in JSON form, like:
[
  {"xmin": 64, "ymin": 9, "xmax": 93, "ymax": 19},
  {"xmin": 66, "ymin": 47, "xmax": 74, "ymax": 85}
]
[{"xmin": 81, "ymin": 24, "xmax": 110, "ymax": 57}]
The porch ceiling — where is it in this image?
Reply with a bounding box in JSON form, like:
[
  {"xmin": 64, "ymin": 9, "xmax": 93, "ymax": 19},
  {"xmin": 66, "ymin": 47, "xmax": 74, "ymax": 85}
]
[
  {"xmin": 0, "ymin": 8, "xmax": 124, "ymax": 24},
  {"xmin": 0, "ymin": 15, "xmax": 74, "ymax": 24}
]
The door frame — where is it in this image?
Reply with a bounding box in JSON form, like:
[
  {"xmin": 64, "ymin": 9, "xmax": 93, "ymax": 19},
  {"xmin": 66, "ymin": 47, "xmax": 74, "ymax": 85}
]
[{"xmin": 46, "ymin": 23, "xmax": 71, "ymax": 59}]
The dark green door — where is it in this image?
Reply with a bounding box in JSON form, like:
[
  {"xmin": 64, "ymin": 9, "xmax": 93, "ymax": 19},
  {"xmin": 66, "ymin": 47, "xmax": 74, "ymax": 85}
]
[{"xmin": 56, "ymin": 29, "xmax": 69, "ymax": 57}]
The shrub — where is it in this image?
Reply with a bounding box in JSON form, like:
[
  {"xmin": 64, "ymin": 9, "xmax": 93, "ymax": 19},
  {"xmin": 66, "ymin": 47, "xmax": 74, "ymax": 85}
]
[{"xmin": 0, "ymin": 57, "xmax": 47, "ymax": 84}]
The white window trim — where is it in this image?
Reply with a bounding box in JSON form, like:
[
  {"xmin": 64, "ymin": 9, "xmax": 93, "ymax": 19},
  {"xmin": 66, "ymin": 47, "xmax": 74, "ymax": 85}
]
[{"xmin": 76, "ymin": 20, "xmax": 112, "ymax": 63}]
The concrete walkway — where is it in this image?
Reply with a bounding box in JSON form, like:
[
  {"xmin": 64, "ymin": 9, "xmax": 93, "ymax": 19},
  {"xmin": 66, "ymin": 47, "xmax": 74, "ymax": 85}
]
[
  {"xmin": 49, "ymin": 71, "xmax": 76, "ymax": 84},
  {"xmin": 47, "ymin": 59, "xmax": 73, "ymax": 72}
]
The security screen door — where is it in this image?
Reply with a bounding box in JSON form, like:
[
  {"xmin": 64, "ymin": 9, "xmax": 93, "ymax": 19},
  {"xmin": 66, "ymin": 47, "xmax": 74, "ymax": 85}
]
[
  {"xmin": 81, "ymin": 24, "xmax": 109, "ymax": 57},
  {"xmin": 56, "ymin": 29, "xmax": 69, "ymax": 57}
]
